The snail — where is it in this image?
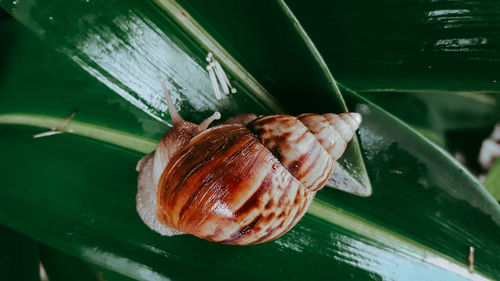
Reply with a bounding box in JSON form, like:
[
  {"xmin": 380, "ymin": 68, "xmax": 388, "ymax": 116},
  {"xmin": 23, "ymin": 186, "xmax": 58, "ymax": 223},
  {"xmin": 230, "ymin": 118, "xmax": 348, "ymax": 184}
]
[{"xmin": 136, "ymin": 82, "xmax": 361, "ymax": 245}]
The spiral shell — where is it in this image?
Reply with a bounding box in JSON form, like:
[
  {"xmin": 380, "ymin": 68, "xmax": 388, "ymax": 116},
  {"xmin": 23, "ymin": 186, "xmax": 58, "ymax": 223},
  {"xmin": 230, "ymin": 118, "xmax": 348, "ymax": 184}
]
[{"xmin": 154, "ymin": 113, "xmax": 361, "ymax": 245}]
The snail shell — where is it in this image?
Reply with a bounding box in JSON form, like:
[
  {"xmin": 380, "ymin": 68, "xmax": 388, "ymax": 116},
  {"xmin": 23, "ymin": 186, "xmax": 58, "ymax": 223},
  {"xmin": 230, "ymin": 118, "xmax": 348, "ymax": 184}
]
[{"xmin": 136, "ymin": 84, "xmax": 361, "ymax": 245}]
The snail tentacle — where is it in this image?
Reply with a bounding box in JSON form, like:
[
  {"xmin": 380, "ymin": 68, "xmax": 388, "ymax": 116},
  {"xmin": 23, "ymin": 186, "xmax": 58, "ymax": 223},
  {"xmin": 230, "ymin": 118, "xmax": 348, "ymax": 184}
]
[
  {"xmin": 160, "ymin": 79, "xmax": 183, "ymax": 125},
  {"xmin": 197, "ymin": 111, "xmax": 221, "ymax": 132}
]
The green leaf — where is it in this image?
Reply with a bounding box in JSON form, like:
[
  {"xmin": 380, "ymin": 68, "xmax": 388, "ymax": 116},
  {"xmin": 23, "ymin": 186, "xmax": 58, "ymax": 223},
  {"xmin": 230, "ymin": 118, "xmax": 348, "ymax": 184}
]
[
  {"xmin": 356, "ymin": 89, "xmax": 500, "ymax": 179},
  {"xmin": 359, "ymin": 90, "xmax": 500, "ymax": 149},
  {"xmin": 286, "ymin": 0, "xmax": 500, "ymax": 93},
  {"xmin": 484, "ymin": 160, "xmax": 500, "ymax": 201},
  {"xmin": 162, "ymin": 0, "xmax": 346, "ymax": 112},
  {"xmin": 1, "ymin": 2, "xmax": 500, "ymax": 281},
  {"xmin": 0, "ymin": 224, "xmax": 40, "ymax": 281}
]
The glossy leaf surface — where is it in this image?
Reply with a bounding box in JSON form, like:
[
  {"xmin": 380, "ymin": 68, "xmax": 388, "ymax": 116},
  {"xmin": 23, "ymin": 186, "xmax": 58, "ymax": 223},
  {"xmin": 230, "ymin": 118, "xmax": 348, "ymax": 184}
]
[
  {"xmin": 286, "ymin": 0, "xmax": 500, "ymax": 92},
  {"xmin": 1, "ymin": 2, "xmax": 500, "ymax": 281}
]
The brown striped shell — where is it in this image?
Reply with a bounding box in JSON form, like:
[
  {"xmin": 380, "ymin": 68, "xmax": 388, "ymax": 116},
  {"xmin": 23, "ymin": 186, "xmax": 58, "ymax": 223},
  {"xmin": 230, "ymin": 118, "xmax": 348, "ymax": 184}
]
[{"xmin": 136, "ymin": 83, "xmax": 361, "ymax": 245}]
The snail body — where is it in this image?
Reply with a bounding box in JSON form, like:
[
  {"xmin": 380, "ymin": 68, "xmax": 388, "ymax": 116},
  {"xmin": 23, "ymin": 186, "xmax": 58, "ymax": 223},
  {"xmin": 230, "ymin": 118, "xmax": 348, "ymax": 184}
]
[{"xmin": 136, "ymin": 83, "xmax": 361, "ymax": 245}]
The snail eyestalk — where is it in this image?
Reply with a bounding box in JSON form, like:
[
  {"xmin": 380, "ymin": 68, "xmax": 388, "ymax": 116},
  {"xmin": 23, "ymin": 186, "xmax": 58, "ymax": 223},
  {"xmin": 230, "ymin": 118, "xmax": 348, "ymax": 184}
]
[
  {"xmin": 198, "ymin": 111, "xmax": 221, "ymax": 131},
  {"xmin": 160, "ymin": 79, "xmax": 183, "ymax": 125}
]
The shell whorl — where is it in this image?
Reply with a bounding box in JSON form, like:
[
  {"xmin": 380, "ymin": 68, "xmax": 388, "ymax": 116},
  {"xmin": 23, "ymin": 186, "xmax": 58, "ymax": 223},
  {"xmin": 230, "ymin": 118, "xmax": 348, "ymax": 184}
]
[
  {"xmin": 155, "ymin": 113, "xmax": 361, "ymax": 245},
  {"xmin": 156, "ymin": 125, "xmax": 315, "ymax": 245},
  {"xmin": 247, "ymin": 112, "xmax": 361, "ymax": 192}
]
